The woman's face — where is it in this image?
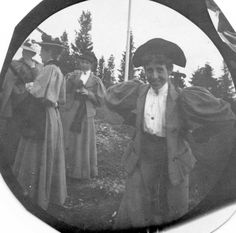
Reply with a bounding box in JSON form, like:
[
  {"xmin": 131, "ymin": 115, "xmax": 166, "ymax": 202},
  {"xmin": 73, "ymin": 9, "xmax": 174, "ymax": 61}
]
[
  {"xmin": 79, "ymin": 59, "xmax": 92, "ymax": 72},
  {"xmin": 22, "ymin": 49, "xmax": 36, "ymax": 60},
  {"xmin": 144, "ymin": 61, "xmax": 171, "ymax": 91},
  {"xmin": 40, "ymin": 47, "xmax": 51, "ymax": 64}
]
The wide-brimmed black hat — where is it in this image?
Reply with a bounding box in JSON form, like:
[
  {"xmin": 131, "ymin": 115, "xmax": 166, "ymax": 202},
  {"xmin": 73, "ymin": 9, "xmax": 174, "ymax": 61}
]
[
  {"xmin": 77, "ymin": 51, "xmax": 97, "ymax": 65},
  {"xmin": 33, "ymin": 33, "xmax": 67, "ymax": 49},
  {"xmin": 133, "ymin": 38, "xmax": 186, "ymax": 68}
]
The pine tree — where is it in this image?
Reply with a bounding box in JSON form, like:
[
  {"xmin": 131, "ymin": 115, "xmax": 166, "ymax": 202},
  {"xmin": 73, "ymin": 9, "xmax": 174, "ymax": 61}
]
[
  {"xmin": 103, "ymin": 55, "xmax": 115, "ymax": 88},
  {"xmin": 218, "ymin": 62, "xmax": 235, "ymax": 102},
  {"xmin": 118, "ymin": 31, "xmax": 136, "ymax": 82},
  {"xmin": 137, "ymin": 68, "xmax": 147, "ymax": 83},
  {"xmin": 189, "ymin": 63, "xmax": 220, "ymax": 97},
  {"xmin": 71, "ymin": 10, "xmax": 98, "ymax": 72},
  {"xmin": 71, "ymin": 11, "xmax": 93, "ymax": 55},
  {"xmin": 97, "ymin": 56, "xmax": 105, "ymax": 80},
  {"xmin": 61, "ymin": 30, "xmax": 69, "ymax": 46},
  {"xmin": 59, "ymin": 31, "xmax": 75, "ymax": 75},
  {"xmin": 170, "ymin": 71, "xmax": 186, "ymax": 89}
]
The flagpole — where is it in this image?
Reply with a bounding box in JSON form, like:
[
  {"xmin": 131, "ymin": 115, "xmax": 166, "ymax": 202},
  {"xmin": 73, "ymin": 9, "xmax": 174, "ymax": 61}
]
[
  {"xmin": 124, "ymin": 0, "xmax": 132, "ymax": 81},
  {"xmin": 36, "ymin": 27, "xmax": 46, "ymax": 35}
]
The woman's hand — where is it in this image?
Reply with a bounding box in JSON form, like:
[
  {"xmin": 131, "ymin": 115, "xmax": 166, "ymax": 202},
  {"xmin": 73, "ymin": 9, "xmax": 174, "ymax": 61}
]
[
  {"xmin": 25, "ymin": 82, "xmax": 34, "ymax": 92},
  {"xmin": 76, "ymin": 87, "xmax": 89, "ymax": 96},
  {"xmin": 65, "ymin": 70, "xmax": 82, "ymax": 80}
]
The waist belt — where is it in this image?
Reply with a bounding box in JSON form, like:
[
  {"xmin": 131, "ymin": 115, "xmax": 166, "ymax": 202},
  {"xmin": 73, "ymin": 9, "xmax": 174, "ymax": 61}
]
[{"xmin": 143, "ymin": 132, "xmax": 167, "ymax": 143}]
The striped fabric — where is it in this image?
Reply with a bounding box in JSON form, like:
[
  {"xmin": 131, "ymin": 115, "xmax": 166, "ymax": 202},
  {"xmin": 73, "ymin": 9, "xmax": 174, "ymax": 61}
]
[{"xmin": 207, "ymin": 0, "xmax": 236, "ymax": 53}]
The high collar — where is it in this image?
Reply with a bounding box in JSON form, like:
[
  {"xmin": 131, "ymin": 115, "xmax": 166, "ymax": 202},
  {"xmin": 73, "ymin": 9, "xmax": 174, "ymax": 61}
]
[
  {"xmin": 81, "ymin": 70, "xmax": 91, "ymax": 76},
  {"xmin": 149, "ymin": 82, "xmax": 169, "ymax": 96},
  {"xmin": 80, "ymin": 70, "xmax": 91, "ymax": 85},
  {"xmin": 44, "ymin": 59, "xmax": 60, "ymax": 67}
]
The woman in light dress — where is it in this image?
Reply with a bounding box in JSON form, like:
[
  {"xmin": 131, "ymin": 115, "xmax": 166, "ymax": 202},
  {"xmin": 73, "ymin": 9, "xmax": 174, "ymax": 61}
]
[
  {"xmin": 13, "ymin": 34, "xmax": 67, "ymax": 210},
  {"xmin": 61, "ymin": 51, "xmax": 106, "ymax": 180}
]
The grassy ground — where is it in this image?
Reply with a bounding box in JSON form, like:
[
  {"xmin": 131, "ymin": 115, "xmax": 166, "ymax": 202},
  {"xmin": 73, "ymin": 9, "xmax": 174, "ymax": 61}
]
[
  {"xmin": 47, "ymin": 110, "xmax": 236, "ymax": 230},
  {"xmin": 47, "ymin": 116, "xmax": 135, "ymax": 231},
  {"xmin": 1, "ymin": 105, "xmax": 236, "ymax": 231}
]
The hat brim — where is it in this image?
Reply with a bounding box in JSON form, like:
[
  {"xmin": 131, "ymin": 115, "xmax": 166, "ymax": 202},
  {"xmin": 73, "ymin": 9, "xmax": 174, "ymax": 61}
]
[
  {"xmin": 21, "ymin": 45, "xmax": 37, "ymax": 54},
  {"xmin": 36, "ymin": 42, "xmax": 67, "ymax": 49},
  {"xmin": 78, "ymin": 55, "xmax": 97, "ymax": 64},
  {"xmin": 133, "ymin": 38, "xmax": 186, "ymax": 68}
]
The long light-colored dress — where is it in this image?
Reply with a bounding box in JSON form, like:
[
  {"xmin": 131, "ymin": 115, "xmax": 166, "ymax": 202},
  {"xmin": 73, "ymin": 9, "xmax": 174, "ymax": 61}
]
[
  {"xmin": 60, "ymin": 71, "xmax": 106, "ymax": 179},
  {"xmin": 13, "ymin": 61, "xmax": 67, "ymax": 210}
]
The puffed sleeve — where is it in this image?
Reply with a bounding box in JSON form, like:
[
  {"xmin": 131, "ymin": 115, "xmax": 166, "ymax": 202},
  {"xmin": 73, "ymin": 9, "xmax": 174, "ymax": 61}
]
[
  {"xmin": 29, "ymin": 65, "xmax": 52, "ymax": 99},
  {"xmin": 105, "ymin": 79, "xmax": 143, "ymax": 125},
  {"xmin": 29, "ymin": 65, "xmax": 65, "ymax": 107},
  {"xmin": 105, "ymin": 79, "xmax": 142, "ymax": 112},
  {"xmin": 87, "ymin": 76, "xmax": 106, "ymax": 107},
  {"xmin": 179, "ymin": 86, "xmax": 236, "ymax": 141}
]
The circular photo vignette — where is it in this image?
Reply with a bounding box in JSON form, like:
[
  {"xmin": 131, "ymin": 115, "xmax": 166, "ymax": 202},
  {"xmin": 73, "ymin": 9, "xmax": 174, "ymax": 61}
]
[{"xmin": 0, "ymin": 0, "xmax": 236, "ymax": 233}]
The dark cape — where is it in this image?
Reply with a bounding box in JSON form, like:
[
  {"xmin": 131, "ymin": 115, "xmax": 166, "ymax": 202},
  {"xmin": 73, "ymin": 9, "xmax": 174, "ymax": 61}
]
[
  {"xmin": 20, "ymin": 60, "xmax": 60, "ymax": 140},
  {"xmin": 0, "ymin": 58, "xmax": 42, "ymax": 164}
]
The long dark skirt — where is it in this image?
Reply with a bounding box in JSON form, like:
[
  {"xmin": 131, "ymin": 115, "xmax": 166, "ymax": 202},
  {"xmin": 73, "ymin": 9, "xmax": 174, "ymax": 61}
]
[{"xmin": 114, "ymin": 133, "xmax": 169, "ymax": 229}]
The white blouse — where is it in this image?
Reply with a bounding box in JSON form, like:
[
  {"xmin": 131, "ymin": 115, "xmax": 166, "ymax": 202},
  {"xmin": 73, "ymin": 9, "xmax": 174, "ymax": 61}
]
[
  {"xmin": 80, "ymin": 70, "xmax": 91, "ymax": 85},
  {"xmin": 143, "ymin": 82, "xmax": 168, "ymax": 137}
]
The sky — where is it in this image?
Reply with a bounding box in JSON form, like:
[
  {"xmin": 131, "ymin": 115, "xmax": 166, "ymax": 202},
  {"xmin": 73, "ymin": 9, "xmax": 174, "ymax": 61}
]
[{"xmin": 13, "ymin": 0, "xmax": 225, "ymax": 81}]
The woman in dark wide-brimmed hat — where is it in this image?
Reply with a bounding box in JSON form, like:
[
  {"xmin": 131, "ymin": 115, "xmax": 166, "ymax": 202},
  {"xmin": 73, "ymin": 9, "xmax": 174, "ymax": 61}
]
[
  {"xmin": 12, "ymin": 33, "xmax": 68, "ymax": 210},
  {"xmin": 60, "ymin": 50, "xmax": 106, "ymax": 180},
  {"xmin": 105, "ymin": 38, "xmax": 236, "ymax": 229},
  {"xmin": 0, "ymin": 39, "xmax": 42, "ymax": 165}
]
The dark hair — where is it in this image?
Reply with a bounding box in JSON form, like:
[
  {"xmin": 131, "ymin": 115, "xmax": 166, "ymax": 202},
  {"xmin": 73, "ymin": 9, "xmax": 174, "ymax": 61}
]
[
  {"xmin": 142, "ymin": 54, "xmax": 173, "ymax": 71},
  {"xmin": 41, "ymin": 45, "xmax": 64, "ymax": 60}
]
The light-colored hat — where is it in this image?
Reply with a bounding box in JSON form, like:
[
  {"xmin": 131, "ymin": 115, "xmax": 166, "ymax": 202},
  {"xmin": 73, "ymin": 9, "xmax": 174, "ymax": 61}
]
[{"xmin": 21, "ymin": 39, "xmax": 37, "ymax": 54}]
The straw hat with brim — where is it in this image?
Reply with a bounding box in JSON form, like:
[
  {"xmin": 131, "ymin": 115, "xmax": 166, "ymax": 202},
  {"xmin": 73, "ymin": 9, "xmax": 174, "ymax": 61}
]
[
  {"xmin": 132, "ymin": 38, "xmax": 186, "ymax": 68},
  {"xmin": 21, "ymin": 40, "xmax": 37, "ymax": 54},
  {"xmin": 77, "ymin": 51, "xmax": 97, "ymax": 65}
]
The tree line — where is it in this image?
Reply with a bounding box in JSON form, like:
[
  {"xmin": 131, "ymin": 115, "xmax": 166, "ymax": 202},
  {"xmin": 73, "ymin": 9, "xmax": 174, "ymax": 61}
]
[{"xmin": 58, "ymin": 10, "xmax": 236, "ymax": 105}]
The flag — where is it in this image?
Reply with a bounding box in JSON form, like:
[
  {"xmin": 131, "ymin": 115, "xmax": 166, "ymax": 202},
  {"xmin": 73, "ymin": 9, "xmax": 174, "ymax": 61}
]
[{"xmin": 206, "ymin": 0, "xmax": 236, "ymax": 53}]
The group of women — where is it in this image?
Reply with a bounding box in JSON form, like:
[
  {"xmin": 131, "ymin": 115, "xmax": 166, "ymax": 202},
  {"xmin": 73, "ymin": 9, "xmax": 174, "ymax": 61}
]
[
  {"xmin": 1, "ymin": 33, "xmax": 236, "ymax": 230},
  {"xmin": 0, "ymin": 33, "xmax": 106, "ymax": 211}
]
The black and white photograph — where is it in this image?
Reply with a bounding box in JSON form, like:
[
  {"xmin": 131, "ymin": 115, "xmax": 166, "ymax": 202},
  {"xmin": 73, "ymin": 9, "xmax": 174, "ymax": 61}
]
[{"xmin": 1, "ymin": 0, "xmax": 236, "ymax": 232}]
